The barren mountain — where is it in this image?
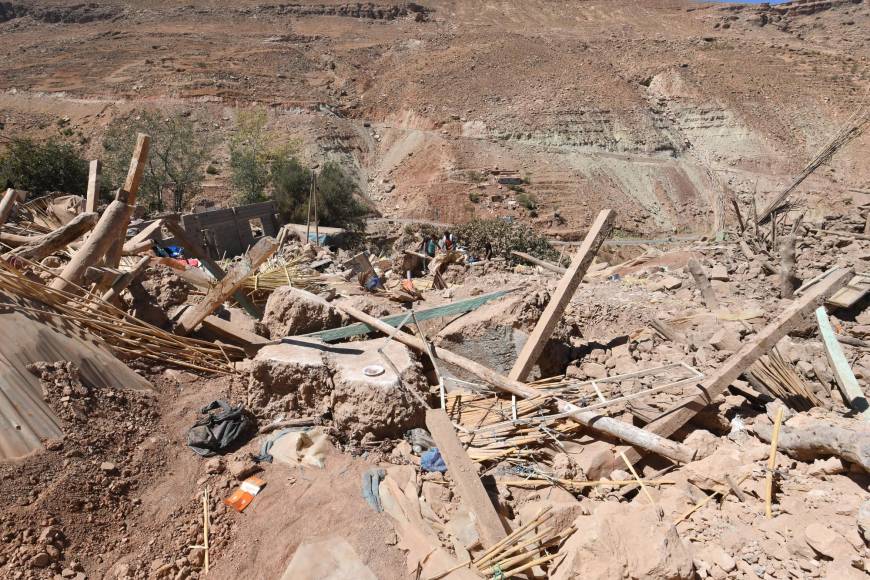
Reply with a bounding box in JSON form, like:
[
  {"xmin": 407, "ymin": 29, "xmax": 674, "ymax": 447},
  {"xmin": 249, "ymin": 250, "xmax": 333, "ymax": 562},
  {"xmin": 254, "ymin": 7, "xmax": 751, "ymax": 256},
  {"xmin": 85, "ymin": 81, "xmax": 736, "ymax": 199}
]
[{"xmin": 0, "ymin": 0, "xmax": 868, "ymax": 236}]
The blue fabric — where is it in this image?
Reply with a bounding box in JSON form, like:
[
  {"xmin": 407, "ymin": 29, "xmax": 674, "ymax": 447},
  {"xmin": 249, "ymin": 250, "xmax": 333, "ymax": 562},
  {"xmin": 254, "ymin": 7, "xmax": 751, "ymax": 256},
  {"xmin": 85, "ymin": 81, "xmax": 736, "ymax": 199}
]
[{"xmin": 421, "ymin": 448, "xmax": 447, "ymax": 473}]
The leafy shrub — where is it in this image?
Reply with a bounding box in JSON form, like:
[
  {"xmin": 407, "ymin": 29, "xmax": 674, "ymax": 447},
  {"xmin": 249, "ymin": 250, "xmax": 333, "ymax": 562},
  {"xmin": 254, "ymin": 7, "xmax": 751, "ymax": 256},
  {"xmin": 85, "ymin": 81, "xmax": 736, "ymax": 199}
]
[
  {"xmin": 0, "ymin": 136, "xmax": 88, "ymax": 196},
  {"xmin": 515, "ymin": 192, "xmax": 537, "ymax": 210},
  {"xmin": 468, "ymin": 191, "xmax": 480, "ymax": 203},
  {"xmin": 454, "ymin": 218, "xmax": 557, "ymax": 261},
  {"xmin": 205, "ymin": 164, "xmax": 219, "ymax": 175}
]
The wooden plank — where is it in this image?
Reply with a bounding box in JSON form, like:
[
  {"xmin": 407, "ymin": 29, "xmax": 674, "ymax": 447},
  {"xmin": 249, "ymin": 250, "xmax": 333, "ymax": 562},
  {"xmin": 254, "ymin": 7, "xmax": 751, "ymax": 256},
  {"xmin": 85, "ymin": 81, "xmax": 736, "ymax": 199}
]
[
  {"xmin": 621, "ymin": 268, "xmax": 854, "ymax": 465},
  {"xmin": 827, "ymin": 275, "xmax": 870, "ymax": 309},
  {"xmin": 335, "ymin": 301, "xmax": 698, "ymax": 464},
  {"xmin": 816, "ymin": 306, "xmax": 870, "ymax": 422},
  {"xmin": 201, "ymin": 315, "xmax": 271, "ymax": 357},
  {"xmin": 176, "ymin": 236, "xmax": 278, "ymax": 335},
  {"xmin": 508, "ymin": 209, "xmax": 614, "ymax": 382},
  {"xmin": 425, "ymin": 408, "xmax": 508, "ymax": 548},
  {"xmin": 162, "ymin": 218, "xmax": 261, "ymax": 319},
  {"xmin": 303, "ymin": 288, "xmax": 516, "ymax": 342},
  {"xmin": 85, "ymin": 159, "xmax": 101, "ymax": 213},
  {"xmin": 511, "ymin": 250, "xmax": 566, "ymax": 274}
]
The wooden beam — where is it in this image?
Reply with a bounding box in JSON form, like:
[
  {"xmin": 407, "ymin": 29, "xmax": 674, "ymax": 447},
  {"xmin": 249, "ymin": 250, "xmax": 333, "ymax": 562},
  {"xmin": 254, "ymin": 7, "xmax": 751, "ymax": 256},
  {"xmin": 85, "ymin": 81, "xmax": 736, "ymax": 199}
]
[
  {"xmin": 122, "ymin": 134, "xmax": 151, "ymax": 206},
  {"xmin": 686, "ymin": 258, "xmax": 720, "ymax": 310},
  {"xmin": 0, "ymin": 188, "xmax": 26, "ymax": 226},
  {"xmin": 816, "ymin": 306, "xmax": 870, "ymax": 422},
  {"xmin": 425, "ymin": 408, "xmax": 508, "ymax": 548},
  {"xmin": 511, "ymin": 250, "xmax": 566, "ymax": 274},
  {"xmin": 621, "ymin": 268, "xmax": 854, "ymax": 465},
  {"xmin": 162, "ymin": 218, "xmax": 262, "ymax": 319},
  {"xmin": 100, "ymin": 255, "xmax": 151, "ymax": 305},
  {"xmin": 123, "ymin": 218, "xmax": 166, "ymax": 252},
  {"xmin": 334, "ymin": 300, "xmax": 698, "ymax": 464},
  {"xmin": 86, "ymin": 159, "xmax": 101, "ymax": 213},
  {"xmin": 175, "ymin": 236, "xmax": 278, "ymax": 335},
  {"xmin": 508, "ymin": 209, "xmax": 614, "ymax": 382},
  {"xmin": 8, "ymin": 212, "xmax": 98, "ymax": 261},
  {"xmin": 201, "ymin": 315, "xmax": 271, "ymax": 357},
  {"xmin": 49, "ymin": 200, "xmax": 134, "ymax": 293}
]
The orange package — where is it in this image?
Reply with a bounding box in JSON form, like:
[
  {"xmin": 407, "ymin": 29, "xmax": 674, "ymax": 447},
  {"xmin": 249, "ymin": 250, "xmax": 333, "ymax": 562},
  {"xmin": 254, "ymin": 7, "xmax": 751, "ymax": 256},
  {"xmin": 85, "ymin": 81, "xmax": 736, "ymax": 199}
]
[{"xmin": 223, "ymin": 476, "xmax": 266, "ymax": 513}]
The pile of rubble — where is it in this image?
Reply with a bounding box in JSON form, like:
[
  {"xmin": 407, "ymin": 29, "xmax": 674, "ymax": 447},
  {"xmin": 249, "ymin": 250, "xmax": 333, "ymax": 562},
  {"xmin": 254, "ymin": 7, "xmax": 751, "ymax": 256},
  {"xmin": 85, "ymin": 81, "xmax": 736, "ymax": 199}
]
[{"xmin": 0, "ymin": 132, "xmax": 868, "ymax": 580}]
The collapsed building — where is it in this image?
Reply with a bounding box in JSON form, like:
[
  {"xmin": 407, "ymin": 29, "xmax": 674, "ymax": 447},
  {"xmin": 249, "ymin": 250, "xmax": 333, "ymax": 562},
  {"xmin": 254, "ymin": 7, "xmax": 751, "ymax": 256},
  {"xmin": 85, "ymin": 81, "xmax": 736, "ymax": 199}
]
[{"xmin": 0, "ymin": 130, "xmax": 869, "ymax": 580}]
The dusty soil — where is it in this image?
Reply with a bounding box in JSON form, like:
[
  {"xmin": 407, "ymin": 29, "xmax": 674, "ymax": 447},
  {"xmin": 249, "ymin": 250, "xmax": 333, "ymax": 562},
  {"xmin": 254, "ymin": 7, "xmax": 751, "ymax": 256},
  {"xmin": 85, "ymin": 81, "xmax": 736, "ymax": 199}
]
[{"xmin": 0, "ymin": 0, "xmax": 867, "ymax": 236}]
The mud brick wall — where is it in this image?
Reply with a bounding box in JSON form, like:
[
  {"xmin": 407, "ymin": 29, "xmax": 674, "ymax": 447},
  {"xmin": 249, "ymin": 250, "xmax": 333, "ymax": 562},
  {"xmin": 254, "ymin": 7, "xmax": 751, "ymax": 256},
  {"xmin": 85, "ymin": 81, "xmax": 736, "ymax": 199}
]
[{"xmin": 180, "ymin": 201, "xmax": 282, "ymax": 259}]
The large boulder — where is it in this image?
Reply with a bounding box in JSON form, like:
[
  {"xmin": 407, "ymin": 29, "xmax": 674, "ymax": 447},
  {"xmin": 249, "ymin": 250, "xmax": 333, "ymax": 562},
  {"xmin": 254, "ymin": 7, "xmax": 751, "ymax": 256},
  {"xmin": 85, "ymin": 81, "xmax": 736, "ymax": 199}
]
[
  {"xmin": 550, "ymin": 503, "xmax": 694, "ymax": 580},
  {"xmin": 249, "ymin": 338, "xmax": 427, "ymax": 440},
  {"xmin": 257, "ymin": 287, "xmax": 342, "ymax": 339}
]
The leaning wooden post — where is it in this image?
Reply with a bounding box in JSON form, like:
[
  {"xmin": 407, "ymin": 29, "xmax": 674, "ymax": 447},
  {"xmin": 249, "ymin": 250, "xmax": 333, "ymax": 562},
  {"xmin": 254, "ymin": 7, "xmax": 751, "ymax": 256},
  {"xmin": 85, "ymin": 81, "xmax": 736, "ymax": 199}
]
[
  {"xmin": 95, "ymin": 134, "xmax": 151, "ymax": 294},
  {"xmin": 162, "ymin": 218, "xmax": 262, "ymax": 319},
  {"xmin": 175, "ymin": 236, "xmax": 278, "ymax": 335},
  {"xmin": 0, "ymin": 188, "xmax": 26, "ymax": 226},
  {"xmin": 816, "ymin": 306, "xmax": 870, "ymax": 422},
  {"xmin": 334, "ymin": 300, "xmax": 698, "ymax": 464},
  {"xmin": 620, "ymin": 268, "xmax": 854, "ymax": 466},
  {"xmin": 86, "ymin": 160, "xmax": 102, "ymax": 213},
  {"xmin": 8, "ymin": 212, "xmax": 98, "ymax": 261},
  {"xmin": 687, "ymin": 258, "xmax": 720, "ymax": 311},
  {"xmin": 101, "ymin": 255, "xmax": 152, "ymax": 306},
  {"xmin": 508, "ymin": 209, "xmax": 615, "ymax": 382},
  {"xmin": 49, "ymin": 200, "xmax": 135, "ymax": 293}
]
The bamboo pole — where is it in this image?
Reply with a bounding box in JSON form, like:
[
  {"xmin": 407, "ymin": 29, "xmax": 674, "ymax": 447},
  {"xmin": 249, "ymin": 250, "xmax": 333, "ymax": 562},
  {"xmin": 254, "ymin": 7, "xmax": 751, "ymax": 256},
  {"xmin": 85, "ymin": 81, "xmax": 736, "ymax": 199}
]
[{"xmin": 765, "ymin": 407, "xmax": 785, "ymax": 518}]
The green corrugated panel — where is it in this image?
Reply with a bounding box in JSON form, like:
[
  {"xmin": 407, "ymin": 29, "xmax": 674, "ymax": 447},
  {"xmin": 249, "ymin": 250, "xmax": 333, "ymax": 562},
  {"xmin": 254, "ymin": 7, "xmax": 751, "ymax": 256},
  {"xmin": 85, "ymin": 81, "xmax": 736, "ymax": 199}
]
[{"xmin": 303, "ymin": 287, "xmax": 518, "ymax": 342}]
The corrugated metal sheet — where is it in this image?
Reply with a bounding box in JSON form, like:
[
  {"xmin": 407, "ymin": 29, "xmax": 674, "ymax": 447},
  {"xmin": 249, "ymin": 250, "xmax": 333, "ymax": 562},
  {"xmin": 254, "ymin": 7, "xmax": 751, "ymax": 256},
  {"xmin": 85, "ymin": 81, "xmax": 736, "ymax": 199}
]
[{"xmin": 0, "ymin": 308, "xmax": 152, "ymax": 460}]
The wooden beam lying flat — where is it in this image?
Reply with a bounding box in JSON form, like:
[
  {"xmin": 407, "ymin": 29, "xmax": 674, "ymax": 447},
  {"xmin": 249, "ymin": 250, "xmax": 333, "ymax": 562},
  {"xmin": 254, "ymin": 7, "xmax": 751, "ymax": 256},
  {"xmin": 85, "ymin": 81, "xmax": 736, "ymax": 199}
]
[
  {"xmin": 508, "ymin": 209, "xmax": 615, "ymax": 382},
  {"xmin": 176, "ymin": 236, "xmax": 278, "ymax": 335},
  {"xmin": 425, "ymin": 408, "xmax": 508, "ymax": 548},
  {"xmin": 511, "ymin": 250, "xmax": 566, "ymax": 275},
  {"xmin": 622, "ymin": 267, "xmax": 854, "ymax": 465}
]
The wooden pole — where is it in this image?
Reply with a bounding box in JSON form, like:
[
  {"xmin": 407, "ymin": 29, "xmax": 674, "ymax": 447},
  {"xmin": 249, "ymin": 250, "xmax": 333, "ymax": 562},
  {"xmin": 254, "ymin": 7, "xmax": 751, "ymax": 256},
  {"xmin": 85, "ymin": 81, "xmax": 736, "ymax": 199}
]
[
  {"xmin": 425, "ymin": 408, "xmax": 508, "ymax": 548},
  {"xmin": 334, "ymin": 300, "xmax": 698, "ymax": 464},
  {"xmin": 508, "ymin": 209, "xmax": 615, "ymax": 382},
  {"xmin": 49, "ymin": 200, "xmax": 134, "ymax": 293},
  {"xmin": 162, "ymin": 218, "xmax": 262, "ymax": 319},
  {"xmin": 175, "ymin": 236, "xmax": 278, "ymax": 335},
  {"xmin": 816, "ymin": 306, "xmax": 870, "ymax": 422},
  {"xmin": 686, "ymin": 258, "xmax": 720, "ymax": 311},
  {"xmin": 100, "ymin": 255, "xmax": 151, "ymax": 305},
  {"xmin": 96, "ymin": 133, "xmax": 151, "ymax": 293},
  {"xmin": 8, "ymin": 212, "xmax": 98, "ymax": 261},
  {"xmin": 0, "ymin": 188, "xmax": 25, "ymax": 226},
  {"xmin": 764, "ymin": 407, "xmax": 784, "ymax": 518},
  {"xmin": 510, "ymin": 250, "xmax": 566, "ymax": 274},
  {"xmin": 621, "ymin": 268, "xmax": 853, "ymax": 465},
  {"xmin": 86, "ymin": 159, "xmax": 101, "ymax": 213}
]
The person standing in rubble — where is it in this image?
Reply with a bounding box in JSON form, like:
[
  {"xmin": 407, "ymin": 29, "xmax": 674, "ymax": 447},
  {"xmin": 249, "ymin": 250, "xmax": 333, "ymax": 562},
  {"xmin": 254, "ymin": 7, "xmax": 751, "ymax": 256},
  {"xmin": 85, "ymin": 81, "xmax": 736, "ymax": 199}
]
[
  {"xmin": 424, "ymin": 235, "xmax": 437, "ymax": 257},
  {"xmin": 484, "ymin": 239, "xmax": 493, "ymax": 261},
  {"xmin": 440, "ymin": 231, "xmax": 454, "ymax": 252}
]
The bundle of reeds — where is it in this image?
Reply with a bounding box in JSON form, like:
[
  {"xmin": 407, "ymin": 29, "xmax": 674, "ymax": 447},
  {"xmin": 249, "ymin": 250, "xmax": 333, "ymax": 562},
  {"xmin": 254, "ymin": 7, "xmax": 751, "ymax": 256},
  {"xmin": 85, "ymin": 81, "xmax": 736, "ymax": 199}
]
[
  {"xmin": 428, "ymin": 507, "xmax": 572, "ymax": 580},
  {"xmin": 445, "ymin": 392, "xmax": 582, "ymax": 464},
  {"xmin": 238, "ymin": 256, "xmax": 324, "ymax": 303},
  {"xmin": 0, "ymin": 258, "xmax": 239, "ymax": 374},
  {"xmin": 745, "ymin": 348, "xmax": 822, "ymax": 410}
]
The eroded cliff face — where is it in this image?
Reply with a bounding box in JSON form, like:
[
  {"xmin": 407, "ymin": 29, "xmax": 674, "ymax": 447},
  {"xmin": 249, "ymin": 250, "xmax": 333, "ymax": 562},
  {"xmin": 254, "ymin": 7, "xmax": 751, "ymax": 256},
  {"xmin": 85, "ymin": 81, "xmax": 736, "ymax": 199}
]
[{"xmin": 0, "ymin": 0, "xmax": 867, "ymax": 235}]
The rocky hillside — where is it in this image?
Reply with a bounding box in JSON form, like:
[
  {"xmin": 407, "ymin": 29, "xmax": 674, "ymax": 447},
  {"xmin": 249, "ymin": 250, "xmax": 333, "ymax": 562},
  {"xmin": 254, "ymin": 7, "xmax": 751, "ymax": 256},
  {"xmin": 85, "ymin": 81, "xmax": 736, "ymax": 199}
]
[{"xmin": 0, "ymin": 0, "xmax": 867, "ymax": 236}]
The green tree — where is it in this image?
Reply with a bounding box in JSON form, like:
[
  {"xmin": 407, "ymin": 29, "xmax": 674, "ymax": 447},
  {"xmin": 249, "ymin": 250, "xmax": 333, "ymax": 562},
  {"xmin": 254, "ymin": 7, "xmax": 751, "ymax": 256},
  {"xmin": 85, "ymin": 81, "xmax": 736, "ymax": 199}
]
[
  {"xmin": 271, "ymin": 156, "xmax": 312, "ymax": 222},
  {"xmin": 316, "ymin": 162, "xmax": 368, "ymax": 231},
  {"xmin": 0, "ymin": 136, "xmax": 88, "ymax": 196},
  {"xmin": 102, "ymin": 109, "xmax": 212, "ymax": 214},
  {"xmin": 228, "ymin": 108, "xmax": 297, "ymax": 204},
  {"xmin": 272, "ymin": 159, "xmax": 367, "ymax": 231}
]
